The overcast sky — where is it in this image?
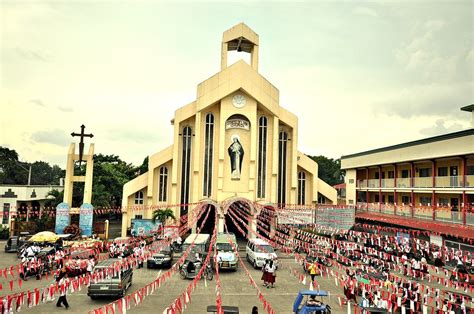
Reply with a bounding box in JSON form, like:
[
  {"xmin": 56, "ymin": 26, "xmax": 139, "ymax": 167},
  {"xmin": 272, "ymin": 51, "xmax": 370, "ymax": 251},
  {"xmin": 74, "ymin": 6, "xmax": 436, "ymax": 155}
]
[{"xmin": 1, "ymin": 0, "xmax": 472, "ymax": 168}]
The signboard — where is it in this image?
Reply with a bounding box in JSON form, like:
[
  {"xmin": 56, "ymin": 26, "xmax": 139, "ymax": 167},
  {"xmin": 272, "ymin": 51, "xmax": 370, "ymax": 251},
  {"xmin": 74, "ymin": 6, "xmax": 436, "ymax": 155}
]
[
  {"xmin": 163, "ymin": 226, "xmax": 179, "ymax": 240},
  {"xmin": 225, "ymin": 119, "xmax": 250, "ymax": 131},
  {"xmin": 131, "ymin": 219, "xmax": 162, "ymax": 237},
  {"xmin": 79, "ymin": 203, "xmax": 94, "ymax": 237},
  {"xmin": 55, "ymin": 202, "xmax": 70, "ymax": 234},
  {"xmin": 430, "ymin": 234, "xmax": 443, "ymax": 248},
  {"xmin": 396, "ymin": 232, "xmax": 410, "ymax": 245}
]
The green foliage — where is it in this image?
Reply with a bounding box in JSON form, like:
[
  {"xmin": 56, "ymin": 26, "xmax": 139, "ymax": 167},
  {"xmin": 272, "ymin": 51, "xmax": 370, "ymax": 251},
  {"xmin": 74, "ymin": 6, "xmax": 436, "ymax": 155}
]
[
  {"xmin": 0, "ymin": 225, "xmax": 9, "ymax": 239},
  {"xmin": 307, "ymin": 155, "xmax": 345, "ymax": 186},
  {"xmin": 0, "ymin": 146, "xmax": 65, "ymax": 185},
  {"xmin": 152, "ymin": 208, "xmax": 176, "ymax": 225},
  {"xmin": 44, "ymin": 189, "xmax": 64, "ymax": 208},
  {"xmin": 90, "ymin": 154, "xmax": 138, "ymax": 208},
  {"xmin": 138, "ymin": 156, "xmax": 148, "ymax": 175}
]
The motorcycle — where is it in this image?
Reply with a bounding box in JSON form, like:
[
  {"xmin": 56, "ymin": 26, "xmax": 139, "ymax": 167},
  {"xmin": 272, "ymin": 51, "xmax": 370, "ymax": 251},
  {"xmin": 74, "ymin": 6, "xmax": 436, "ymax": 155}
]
[
  {"xmin": 171, "ymin": 241, "xmax": 182, "ymax": 253},
  {"xmin": 180, "ymin": 260, "xmax": 213, "ymax": 280}
]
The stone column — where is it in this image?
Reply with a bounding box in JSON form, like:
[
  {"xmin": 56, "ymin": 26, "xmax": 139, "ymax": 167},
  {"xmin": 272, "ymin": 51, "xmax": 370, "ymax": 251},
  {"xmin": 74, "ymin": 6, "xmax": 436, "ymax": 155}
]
[{"xmin": 248, "ymin": 215, "xmax": 257, "ymax": 239}]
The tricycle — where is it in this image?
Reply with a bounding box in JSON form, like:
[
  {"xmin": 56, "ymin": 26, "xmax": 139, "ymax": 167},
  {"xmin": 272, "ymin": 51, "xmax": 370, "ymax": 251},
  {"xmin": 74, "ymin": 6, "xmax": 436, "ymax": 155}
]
[{"xmin": 293, "ymin": 290, "xmax": 332, "ymax": 314}]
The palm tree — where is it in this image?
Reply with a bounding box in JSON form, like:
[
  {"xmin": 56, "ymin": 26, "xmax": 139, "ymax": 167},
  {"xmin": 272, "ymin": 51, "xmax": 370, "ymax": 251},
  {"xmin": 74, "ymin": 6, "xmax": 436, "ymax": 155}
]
[{"xmin": 152, "ymin": 208, "xmax": 176, "ymax": 225}]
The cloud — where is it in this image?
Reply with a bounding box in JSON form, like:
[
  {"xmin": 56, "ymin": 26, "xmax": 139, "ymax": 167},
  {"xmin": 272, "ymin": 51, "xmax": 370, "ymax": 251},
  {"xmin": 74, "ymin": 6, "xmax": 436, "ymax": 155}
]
[
  {"xmin": 29, "ymin": 99, "xmax": 45, "ymax": 107},
  {"xmin": 30, "ymin": 129, "xmax": 70, "ymax": 146},
  {"xmin": 14, "ymin": 47, "xmax": 50, "ymax": 62},
  {"xmin": 371, "ymin": 82, "xmax": 473, "ymax": 118},
  {"xmin": 106, "ymin": 128, "xmax": 163, "ymax": 144},
  {"xmin": 419, "ymin": 119, "xmax": 464, "ymax": 136},
  {"xmin": 57, "ymin": 106, "xmax": 74, "ymax": 112},
  {"xmin": 353, "ymin": 7, "xmax": 378, "ymax": 18}
]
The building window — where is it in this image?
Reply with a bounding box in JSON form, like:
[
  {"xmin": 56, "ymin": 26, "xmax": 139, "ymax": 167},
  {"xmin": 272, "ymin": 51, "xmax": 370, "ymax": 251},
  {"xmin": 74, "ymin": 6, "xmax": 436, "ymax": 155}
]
[
  {"xmin": 297, "ymin": 171, "xmax": 306, "ymax": 205},
  {"xmin": 257, "ymin": 116, "xmax": 267, "ymax": 198},
  {"xmin": 2, "ymin": 203, "xmax": 10, "ymax": 224},
  {"xmin": 388, "ymin": 195, "xmax": 394, "ymax": 203},
  {"xmin": 278, "ymin": 131, "xmax": 288, "ymax": 206},
  {"xmin": 401, "ymin": 170, "xmax": 410, "ymax": 178},
  {"xmin": 467, "ymin": 165, "xmax": 474, "ymax": 175},
  {"xmin": 134, "ymin": 215, "xmax": 143, "ymax": 219},
  {"xmin": 419, "ymin": 168, "xmax": 431, "ymax": 177},
  {"xmin": 387, "ymin": 171, "xmax": 394, "ymax": 179},
  {"xmin": 401, "ymin": 195, "xmax": 410, "ymax": 204},
  {"xmin": 439, "ymin": 198, "xmax": 449, "ymax": 206},
  {"xmin": 181, "ymin": 126, "xmax": 192, "ymax": 216},
  {"xmin": 203, "ymin": 114, "xmax": 214, "ymax": 197},
  {"xmin": 375, "ymin": 172, "xmax": 379, "ymax": 179},
  {"xmin": 374, "ymin": 194, "xmax": 379, "ymax": 202},
  {"xmin": 159, "ymin": 166, "xmax": 168, "ymax": 202},
  {"xmin": 134, "ymin": 191, "xmax": 144, "ymax": 205},
  {"xmin": 420, "ymin": 196, "xmax": 431, "ymax": 206},
  {"xmin": 438, "ymin": 167, "xmax": 448, "ymax": 176}
]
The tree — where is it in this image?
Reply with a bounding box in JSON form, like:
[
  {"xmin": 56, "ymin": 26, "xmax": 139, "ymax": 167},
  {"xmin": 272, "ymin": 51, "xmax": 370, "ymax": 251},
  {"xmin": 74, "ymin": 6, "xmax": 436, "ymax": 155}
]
[
  {"xmin": 138, "ymin": 156, "xmax": 148, "ymax": 175},
  {"xmin": 307, "ymin": 155, "xmax": 345, "ymax": 186},
  {"xmin": 152, "ymin": 208, "xmax": 176, "ymax": 225},
  {"xmin": 0, "ymin": 147, "xmax": 26, "ymax": 184},
  {"xmin": 44, "ymin": 189, "xmax": 64, "ymax": 208}
]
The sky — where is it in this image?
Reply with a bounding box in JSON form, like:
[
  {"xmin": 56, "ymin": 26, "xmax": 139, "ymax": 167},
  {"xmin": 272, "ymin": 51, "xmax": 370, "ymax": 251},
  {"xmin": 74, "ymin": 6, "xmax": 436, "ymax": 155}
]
[{"xmin": 1, "ymin": 0, "xmax": 473, "ymax": 168}]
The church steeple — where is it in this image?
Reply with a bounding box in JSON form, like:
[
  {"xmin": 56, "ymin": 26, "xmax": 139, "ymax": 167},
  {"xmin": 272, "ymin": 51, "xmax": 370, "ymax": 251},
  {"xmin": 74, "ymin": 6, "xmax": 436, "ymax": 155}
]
[{"xmin": 221, "ymin": 23, "xmax": 259, "ymax": 72}]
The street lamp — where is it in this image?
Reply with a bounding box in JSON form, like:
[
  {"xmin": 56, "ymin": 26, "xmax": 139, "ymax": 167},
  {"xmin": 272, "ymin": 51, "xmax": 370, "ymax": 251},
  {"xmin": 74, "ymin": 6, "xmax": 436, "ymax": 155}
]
[{"xmin": 16, "ymin": 161, "xmax": 32, "ymax": 185}]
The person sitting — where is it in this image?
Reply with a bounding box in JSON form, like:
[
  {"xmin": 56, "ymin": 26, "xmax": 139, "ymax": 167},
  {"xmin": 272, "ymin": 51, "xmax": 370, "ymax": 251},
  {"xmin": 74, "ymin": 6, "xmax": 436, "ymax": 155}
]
[
  {"xmin": 307, "ymin": 296, "xmax": 322, "ymax": 307},
  {"xmin": 186, "ymin": 259, "xmax": 196, "ymax": 273}
]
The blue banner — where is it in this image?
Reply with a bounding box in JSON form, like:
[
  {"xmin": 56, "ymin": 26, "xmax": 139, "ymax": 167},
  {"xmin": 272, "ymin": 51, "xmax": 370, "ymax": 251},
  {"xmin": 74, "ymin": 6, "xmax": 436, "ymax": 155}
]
[
  {"xmin": 79, "ymin": 203, "xmax": 94, "ymax": 237},
  {"xmin": 131, "ymin": 219, "xmax": 162, "ymax": 237},
  {"xmin": 55, "ymin": 202, "xmax": 70, "ymax": 234}
]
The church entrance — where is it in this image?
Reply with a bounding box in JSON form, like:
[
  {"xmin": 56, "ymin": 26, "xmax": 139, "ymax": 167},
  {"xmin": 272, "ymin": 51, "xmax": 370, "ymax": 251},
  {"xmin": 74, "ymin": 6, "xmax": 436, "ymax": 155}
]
[
  {"xmin": 225, "ymin": 200, "xmax": 254, "ymax": 239},
  {"xmin": 197, "ymin": 203, "xmax": 217, "ymax": 235}
]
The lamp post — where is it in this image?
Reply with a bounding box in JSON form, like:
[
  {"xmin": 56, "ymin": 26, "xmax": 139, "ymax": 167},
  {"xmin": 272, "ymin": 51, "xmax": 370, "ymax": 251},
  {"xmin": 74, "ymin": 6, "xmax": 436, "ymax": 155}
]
[{"xmin": 16, "ymin": 161, "xmax": 32, "ymax": 185}]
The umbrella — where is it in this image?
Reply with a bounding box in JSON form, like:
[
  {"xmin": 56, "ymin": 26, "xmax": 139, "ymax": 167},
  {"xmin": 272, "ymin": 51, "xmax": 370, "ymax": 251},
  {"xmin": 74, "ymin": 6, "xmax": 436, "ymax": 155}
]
[{"xmin": 29, "ymin": 231, "xmax": 60, "ymax": 243}]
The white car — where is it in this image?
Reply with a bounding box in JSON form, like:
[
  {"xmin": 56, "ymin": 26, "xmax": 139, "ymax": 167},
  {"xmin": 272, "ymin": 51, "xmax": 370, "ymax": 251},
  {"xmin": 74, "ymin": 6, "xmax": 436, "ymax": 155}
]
[{"xmin": 246, "ymin": 239, "xmax": 278, "ymax": 269}]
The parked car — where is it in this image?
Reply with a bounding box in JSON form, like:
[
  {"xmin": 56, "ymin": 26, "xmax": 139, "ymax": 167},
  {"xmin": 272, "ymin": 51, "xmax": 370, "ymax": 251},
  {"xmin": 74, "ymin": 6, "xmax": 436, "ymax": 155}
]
[
  {"xmin": 181, "ymin": 234, "xmax": 210, "ymax": 256},
  {"xmin": 215, "ymin": 233, "xmax": 238, "ymax": 270},
  {"xmin": 87, "ymin": 259, "xmax": 133, "ymax": 299},
  {"xmin": 246, "ymin": 238, "xmax": 278, "ymax": 269},
  {"xmin": 65, "ymin": 249, "xmax": 98, "ymax": 277},
  {"xmin": 147, "ymin": 245, "xmax": 173, "ymax": 269},
  {"xmin": 5, "ymin": 232, "xmax": 30, "ymax": 253}
]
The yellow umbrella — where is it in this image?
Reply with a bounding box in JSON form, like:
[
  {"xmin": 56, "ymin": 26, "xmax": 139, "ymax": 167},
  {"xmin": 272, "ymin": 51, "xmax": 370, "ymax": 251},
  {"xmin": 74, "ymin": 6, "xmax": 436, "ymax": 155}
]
[{"xmin": 29, "ymin": 231, "xmax": 60, "ymax": 243}]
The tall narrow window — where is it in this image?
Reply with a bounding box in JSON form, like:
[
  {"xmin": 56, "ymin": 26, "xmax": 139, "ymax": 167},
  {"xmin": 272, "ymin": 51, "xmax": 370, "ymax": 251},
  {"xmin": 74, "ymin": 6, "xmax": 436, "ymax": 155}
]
[
  {"xmin": 159, "ymin": 166, "xmax": 168, "ymax": 202},
  {"xmin": 203, "ymin": 114, "xmax": 214, "ymax": 197},
  {"xmin": 298, "ymin": 171, "xmax": 306, "ymax": 205},
  {"xmin": 180, "ymin": 126, "xmax": 192, "ymax": 216},
  {"xmin": 257, "ymin": 116, "xmax": 267, "ymax": 198},
  {"xmin": 278, "ymin": 131, "xmax": 288, "ymax": 206},
  {"xmin": 134, "ymin": 191, "xmax": 144, "ymax": 205}
]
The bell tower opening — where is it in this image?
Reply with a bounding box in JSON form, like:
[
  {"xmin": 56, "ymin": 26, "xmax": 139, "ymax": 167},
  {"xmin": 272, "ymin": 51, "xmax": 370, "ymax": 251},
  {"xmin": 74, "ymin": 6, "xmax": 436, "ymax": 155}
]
[{"xmin": 221, "ymin": 23, "xmax": 259, "ymax": 71}]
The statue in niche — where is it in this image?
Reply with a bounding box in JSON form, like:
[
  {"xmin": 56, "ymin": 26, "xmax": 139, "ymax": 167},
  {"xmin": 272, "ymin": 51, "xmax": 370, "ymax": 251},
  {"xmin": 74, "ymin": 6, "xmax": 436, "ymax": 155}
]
[{"xmin": 228, "ymin": 135, "xmax": 244, "ymax": 180}]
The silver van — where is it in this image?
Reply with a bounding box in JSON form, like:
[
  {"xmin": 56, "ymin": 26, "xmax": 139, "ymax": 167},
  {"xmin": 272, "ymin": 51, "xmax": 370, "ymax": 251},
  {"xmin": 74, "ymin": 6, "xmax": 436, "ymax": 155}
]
[{"xmin": 87, "ymin": 259, "xmax": 133, "ymax": 299}]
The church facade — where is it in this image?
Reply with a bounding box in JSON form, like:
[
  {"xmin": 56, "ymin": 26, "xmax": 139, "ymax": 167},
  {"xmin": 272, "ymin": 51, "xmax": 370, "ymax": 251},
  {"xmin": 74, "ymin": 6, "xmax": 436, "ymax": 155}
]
[{"xmin": 121, "ymin": 23, "xmax": 337, "ymax": 236}]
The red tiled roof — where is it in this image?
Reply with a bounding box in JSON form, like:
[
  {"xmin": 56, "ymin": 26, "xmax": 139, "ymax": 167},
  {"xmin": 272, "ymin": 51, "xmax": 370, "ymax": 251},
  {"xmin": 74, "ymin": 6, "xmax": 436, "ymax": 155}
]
[
  {"xmin": 356, "ymin": 211, "xmax": 474, "ymax": 240},
  {"xmin": 333, "ymin": 183, "xmax": 346, "ymax": 189}
]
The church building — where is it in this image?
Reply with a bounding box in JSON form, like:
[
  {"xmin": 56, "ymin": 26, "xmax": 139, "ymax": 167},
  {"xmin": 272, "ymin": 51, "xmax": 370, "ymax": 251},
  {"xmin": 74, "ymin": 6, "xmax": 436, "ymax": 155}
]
[{"xmin": 121, "ymin": 23, "xmax": 337, "ymax": 236}]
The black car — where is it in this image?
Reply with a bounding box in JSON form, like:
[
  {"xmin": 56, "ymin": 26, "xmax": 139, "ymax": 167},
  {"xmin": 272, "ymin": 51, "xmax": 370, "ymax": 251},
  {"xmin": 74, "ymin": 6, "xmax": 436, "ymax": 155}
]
[
  {"xmin": 147, "ymin": 246, "xmax": 173, "ymax": 269},
  {"xmin": 5, "ymin": 232, "xmax": 30, "ymax": 253}
]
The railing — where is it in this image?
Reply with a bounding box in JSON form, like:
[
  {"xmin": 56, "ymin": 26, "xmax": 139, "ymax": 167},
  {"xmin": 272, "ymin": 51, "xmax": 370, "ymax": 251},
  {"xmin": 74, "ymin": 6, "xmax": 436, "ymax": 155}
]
[
  {"xmin": 367, "ymin": 179, "xmax": 379, "ymax": 188},
  {"xmin": 356, "ymin": 203, "xmax": 474, "ymax": 227},
  {"xmin": 413, "ymin": 177, "xmax": 433, "ymax": 188},
  {"xmin": 435, "ymin": 176, "xmax": 463, "ymax": 188},
  {"xmin": 396, "ymin": 178, "xmax": 411, "ymax": 188},
  {"xmin": 413, "ymin": 206, "xmax": 433, "ymax": 220},
  {"xmin": 435, "ymin": 209, "xmax": 463, "ymax": 224},
  {"xmin": 380, "ymin": 179, "xmax": 394, "ymax": 188},
  {"xmin": 358, "ymin": 175, "xmax": 473, "ymax": 189},
  {"xmin": 465, "ymin": 175, "xmax": 474, "ymax": 187},
  {"xmin": 357, "ymin": 180, "xmax": 367, "ymax": 188},
  {"xmin": 395, "ymin": 205, "xmax": 411, "ymax": 217}
]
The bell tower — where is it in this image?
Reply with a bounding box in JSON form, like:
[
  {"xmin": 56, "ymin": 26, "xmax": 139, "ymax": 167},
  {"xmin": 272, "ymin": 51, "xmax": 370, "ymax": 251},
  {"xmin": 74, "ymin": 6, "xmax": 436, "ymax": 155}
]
[{"xmin": 221, "ymin": 23, "xmax": 259, "ymax": 71}]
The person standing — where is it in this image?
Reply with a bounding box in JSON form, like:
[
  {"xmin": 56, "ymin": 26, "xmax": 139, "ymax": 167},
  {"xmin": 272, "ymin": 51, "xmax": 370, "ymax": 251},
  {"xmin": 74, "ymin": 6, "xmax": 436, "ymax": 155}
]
[
  {"xmin": 56, "ymin": 273, "xmax": 69, "ymax": 309},
  {"xmin": 308, "ymin": 260, "xmax": 319, "ymax": 284},
  {"xmin": 265, "ymin": 260, "xmax": 277, "ymax": 288},
  {"xmin": 261, "ymin": 259, "xmax": 269, "ymax": 287}
]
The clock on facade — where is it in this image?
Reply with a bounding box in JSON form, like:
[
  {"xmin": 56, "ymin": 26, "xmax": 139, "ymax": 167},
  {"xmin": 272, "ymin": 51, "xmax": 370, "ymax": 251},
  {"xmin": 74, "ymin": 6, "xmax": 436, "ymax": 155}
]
[{"xmin": 232, "ymin": 94, "xmax": 246, "ymax": 108}]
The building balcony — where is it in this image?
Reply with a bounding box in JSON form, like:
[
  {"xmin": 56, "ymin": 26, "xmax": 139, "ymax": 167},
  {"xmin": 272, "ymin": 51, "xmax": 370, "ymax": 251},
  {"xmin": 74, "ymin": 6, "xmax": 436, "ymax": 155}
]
[
  {"xmin": 466, "ymin": 175, "xmax": 474, "ymax": 187},
  {"xmin": 356, "ymin": 202, "xmax": 474, "ymax": 227},
  {"xmin": 367, "ymin": 179, "xmax": 379, "ymax": 188},
  {"xmin": 413, "ymin": 177, "xmax": 432, "ymax": 188},
  {"xmin": 396, "ymin": 178, "xmax": 411, "ymax": 188},
  {"xmin": 380, "ymin": 179, "xmax": 394, "ymax": 188},
  {"xmin": 435, "ymin": 176, "xmax": 463, "ymax": 188}
]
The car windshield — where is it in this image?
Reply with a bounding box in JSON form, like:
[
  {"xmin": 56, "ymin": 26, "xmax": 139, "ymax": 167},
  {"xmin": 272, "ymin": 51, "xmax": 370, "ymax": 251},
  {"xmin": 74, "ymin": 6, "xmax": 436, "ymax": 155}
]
[
  {"xmin": 217, "ymin": 243, "xmax": 233, "ymax": 251},
  {"xmin": 255, "ymin": 245, "xmax": 274, "ymax": 253},
  {"xmin": 160, "ymin": 248, "xmax": 171, "ymax": 254}
]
